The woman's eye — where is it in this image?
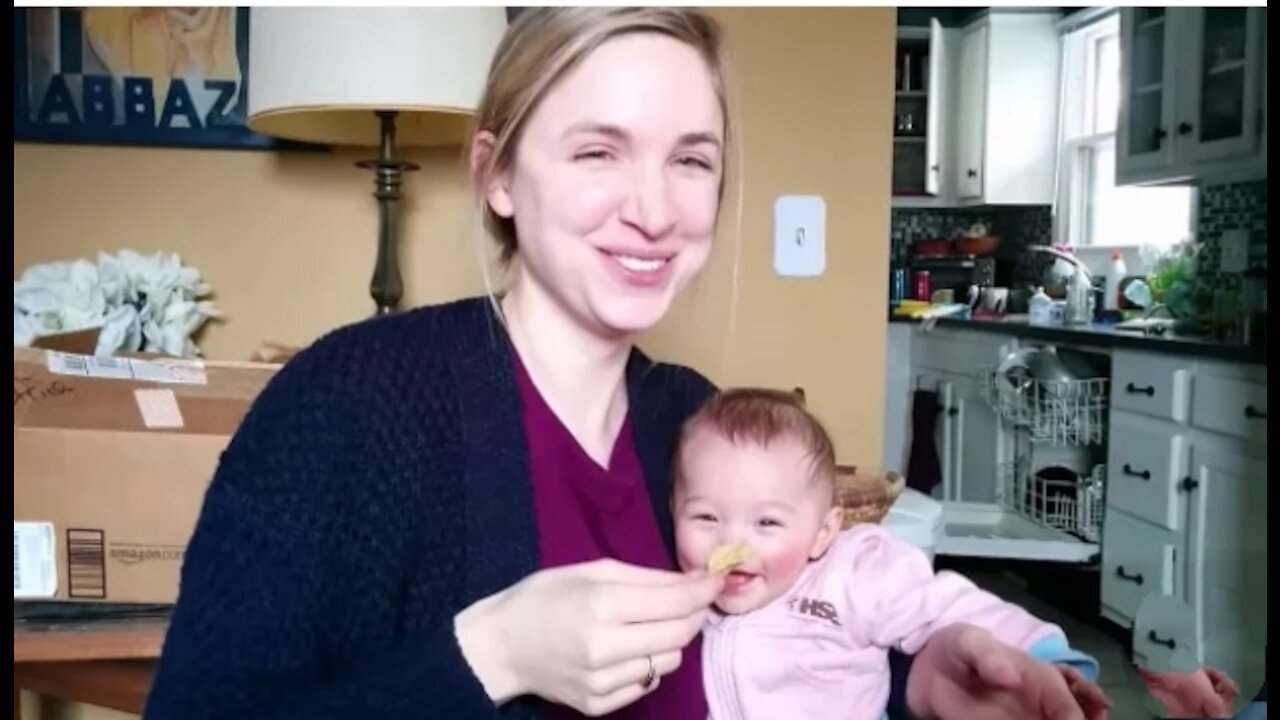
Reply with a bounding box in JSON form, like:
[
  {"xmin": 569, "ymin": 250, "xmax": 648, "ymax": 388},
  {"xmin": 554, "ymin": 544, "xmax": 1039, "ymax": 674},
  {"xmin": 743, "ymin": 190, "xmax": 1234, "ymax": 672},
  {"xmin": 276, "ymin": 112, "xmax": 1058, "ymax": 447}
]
[
  {"xmin": 574, "ymin": 148, "xmax": 613, "ymax": 162},
  {"xmin": 675, "ymin": 155, "xmax": 714, "ymax": 171}
]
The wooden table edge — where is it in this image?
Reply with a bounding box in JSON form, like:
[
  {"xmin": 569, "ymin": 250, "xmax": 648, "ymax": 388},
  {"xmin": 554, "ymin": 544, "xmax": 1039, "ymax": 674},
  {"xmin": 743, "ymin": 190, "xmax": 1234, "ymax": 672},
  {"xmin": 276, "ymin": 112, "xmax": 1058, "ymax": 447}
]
[{"xmin": 14, "ymin": 623, "xmax": 167, "ymax": 663}]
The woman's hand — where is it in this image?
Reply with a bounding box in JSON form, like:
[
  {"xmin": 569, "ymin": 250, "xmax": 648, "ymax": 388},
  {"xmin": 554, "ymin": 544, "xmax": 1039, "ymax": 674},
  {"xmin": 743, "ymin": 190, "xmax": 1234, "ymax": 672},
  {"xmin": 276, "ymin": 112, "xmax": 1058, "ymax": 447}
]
[
  {"xmin": 906, "ymin": 624, "xmax": 1110, "ymax": 720},
  {"xmin": 455, "ymin": 558, "xmax": 723, "ymax": 716}
]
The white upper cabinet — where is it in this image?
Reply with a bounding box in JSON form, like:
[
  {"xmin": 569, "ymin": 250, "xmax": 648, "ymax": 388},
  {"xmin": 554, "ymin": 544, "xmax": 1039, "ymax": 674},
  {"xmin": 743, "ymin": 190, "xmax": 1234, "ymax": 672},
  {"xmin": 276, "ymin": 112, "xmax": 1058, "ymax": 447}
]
[
  {"xmin": 891, "ymin": 21, "xmax": 957, "ymax": 207},
  {"xmin": 1117, "ymin": 8, "xmax": 1267, "ymax": 185},
  {"xmin": 925, "ymin": 19, "xmax": 952, "ymax": 199},
  {"xmin": 952, "ymin": 11, "xmax": 1062, "ymax": 205}
]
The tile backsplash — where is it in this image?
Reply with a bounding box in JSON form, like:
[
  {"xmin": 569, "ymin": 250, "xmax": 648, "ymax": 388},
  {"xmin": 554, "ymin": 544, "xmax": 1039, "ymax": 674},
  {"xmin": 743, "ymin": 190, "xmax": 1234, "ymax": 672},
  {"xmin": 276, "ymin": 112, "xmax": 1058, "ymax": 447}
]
[
  {"xmin": 889, "ymin": 204, "xmax": 1052, "ymax": 284},
  {"xmin": 889, "ymin": 181, "xmax": 1264, "ymax": 302},
  {"xmin": 889, "ymin": 205, "xmax": 1052, "ymax": 263},
  {"xmin": 1194, "ymin": 180, "xmax": 1267, "ymax": 282}
]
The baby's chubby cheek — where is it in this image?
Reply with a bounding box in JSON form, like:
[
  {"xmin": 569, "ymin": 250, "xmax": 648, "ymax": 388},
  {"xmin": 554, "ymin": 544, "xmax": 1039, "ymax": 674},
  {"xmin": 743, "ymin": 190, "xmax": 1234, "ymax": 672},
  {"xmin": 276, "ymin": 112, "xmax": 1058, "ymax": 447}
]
[
  {"xmin": 760, "ymin": 544, "xmax": 811, "ymax": 583},
  {"xmin": 673, "ymin": 527, "xmax": 710, "ymax": 573}
]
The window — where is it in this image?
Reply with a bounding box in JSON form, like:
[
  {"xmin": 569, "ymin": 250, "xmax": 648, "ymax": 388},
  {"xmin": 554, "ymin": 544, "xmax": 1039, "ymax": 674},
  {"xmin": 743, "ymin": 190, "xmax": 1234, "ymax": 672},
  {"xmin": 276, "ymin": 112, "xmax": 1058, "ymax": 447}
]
[{"xmin": 1055, "ymin": 12, "xmax": 1195, "ymax": 249}]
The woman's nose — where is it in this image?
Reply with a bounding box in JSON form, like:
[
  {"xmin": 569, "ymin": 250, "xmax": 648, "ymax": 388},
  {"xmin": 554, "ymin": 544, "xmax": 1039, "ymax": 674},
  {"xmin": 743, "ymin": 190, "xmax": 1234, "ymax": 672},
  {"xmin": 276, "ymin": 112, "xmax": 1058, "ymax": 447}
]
[{"xmin": 619, "ymin": 165, "xmax": 677, "ymax": 240}]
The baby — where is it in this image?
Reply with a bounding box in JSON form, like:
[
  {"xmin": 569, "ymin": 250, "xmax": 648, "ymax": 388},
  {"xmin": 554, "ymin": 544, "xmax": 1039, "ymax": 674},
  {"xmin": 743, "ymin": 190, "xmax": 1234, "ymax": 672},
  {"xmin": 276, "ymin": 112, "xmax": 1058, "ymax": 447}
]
[{"xmin": 671, "ymin": 388, "xmax": 1102, "ymax": 720}]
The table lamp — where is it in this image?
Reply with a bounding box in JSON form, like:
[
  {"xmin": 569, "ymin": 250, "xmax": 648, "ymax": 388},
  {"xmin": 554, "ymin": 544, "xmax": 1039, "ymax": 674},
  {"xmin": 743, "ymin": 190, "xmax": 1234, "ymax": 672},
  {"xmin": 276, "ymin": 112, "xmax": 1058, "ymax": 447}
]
[{"xmin": 246, "ymin": 8, "xmax": 507, "ymax": 314}]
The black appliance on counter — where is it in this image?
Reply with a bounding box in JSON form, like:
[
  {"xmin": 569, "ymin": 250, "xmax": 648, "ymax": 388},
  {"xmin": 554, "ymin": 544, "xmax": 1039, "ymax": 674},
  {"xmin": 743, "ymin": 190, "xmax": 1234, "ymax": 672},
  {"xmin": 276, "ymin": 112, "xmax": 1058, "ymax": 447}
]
[{"xmin": 910, "ymin": 255, "xmax": 997, "ymax": 299}]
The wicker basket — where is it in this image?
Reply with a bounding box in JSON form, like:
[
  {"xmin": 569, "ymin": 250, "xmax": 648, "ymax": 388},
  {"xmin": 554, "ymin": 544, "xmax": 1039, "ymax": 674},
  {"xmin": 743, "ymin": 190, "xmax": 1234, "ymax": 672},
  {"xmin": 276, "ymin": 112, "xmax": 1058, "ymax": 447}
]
[{"xmin": 834, "ymin": 465, "xmax": 905, "ymax": 528}]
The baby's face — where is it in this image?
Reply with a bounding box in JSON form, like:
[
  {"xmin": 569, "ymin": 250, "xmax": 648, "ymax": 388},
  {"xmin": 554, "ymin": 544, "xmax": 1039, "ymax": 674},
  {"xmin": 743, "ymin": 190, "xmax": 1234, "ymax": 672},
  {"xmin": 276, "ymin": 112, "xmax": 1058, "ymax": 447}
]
[{"xmin": 673, "ymin": 427, "xmax": 842, "ymax": 615}]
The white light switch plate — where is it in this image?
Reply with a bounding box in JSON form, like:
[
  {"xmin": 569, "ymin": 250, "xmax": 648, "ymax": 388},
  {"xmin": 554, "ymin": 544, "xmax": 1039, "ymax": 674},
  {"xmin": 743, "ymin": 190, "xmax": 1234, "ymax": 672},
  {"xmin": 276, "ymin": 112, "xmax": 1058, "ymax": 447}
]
[
  {"xmin": 1219, "ymin": 229, "xmax": 1249, "ymax": 273},
  {"xmin": 774, "ymin": 195, "xmax": 826, "ymax": 278}
]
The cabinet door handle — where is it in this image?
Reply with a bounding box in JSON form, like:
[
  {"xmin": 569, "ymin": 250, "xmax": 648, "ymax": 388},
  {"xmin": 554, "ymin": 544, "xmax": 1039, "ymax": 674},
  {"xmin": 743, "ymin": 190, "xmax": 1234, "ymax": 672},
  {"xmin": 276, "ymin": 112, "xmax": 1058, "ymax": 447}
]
[
  {"xmin": 1148, "ymin": 630, "xmax": 1177, "ymax": 650},
  {"xmin": 1180, "ymin": 476, "xmax": 1200, "ymax": 493},
  {"xmin": 947, "ymin": 406, "xmax": 960, "ymax": 417},
  {"xmin": 1245, "ymin": 405, "xmax": 1267, "ymax": 419},
  {"xmin": 1122, "ymin": 464, "xmax": 1151, "ymax": 480},
  {"xmin": 967, "ymin": 169, "xmax": 978, "ymax": 178},
  {"xmin": 1153, "ymin": 126, "xmax": 1168, "ymax": 143},
  {"xmin": 1177, "ymin": 122, "xmax": 1193, "ymax": 136},
  {"xmin": 1125, "ymin": 382, "xmax": 1155, "ymax": 396},
  {"xmin": 1115, "ymin": 566, "xmax": 1144, "ymax": 585},
  {"xmin": 930, "ymin": 164, "xmax": 940, "ymax": 172}
]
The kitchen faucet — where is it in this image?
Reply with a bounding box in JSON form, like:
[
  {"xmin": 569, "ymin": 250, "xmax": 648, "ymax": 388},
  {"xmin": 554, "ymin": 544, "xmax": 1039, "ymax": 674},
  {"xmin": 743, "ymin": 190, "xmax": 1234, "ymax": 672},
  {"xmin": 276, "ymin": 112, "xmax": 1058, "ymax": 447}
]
[
  {"xmin": 1029, "ymin": 246, "xmax": 1094, "ymax": 325},
  {"xmin": 1029, "ymin": 245, "xmax": 1092, "ymax": 283}
]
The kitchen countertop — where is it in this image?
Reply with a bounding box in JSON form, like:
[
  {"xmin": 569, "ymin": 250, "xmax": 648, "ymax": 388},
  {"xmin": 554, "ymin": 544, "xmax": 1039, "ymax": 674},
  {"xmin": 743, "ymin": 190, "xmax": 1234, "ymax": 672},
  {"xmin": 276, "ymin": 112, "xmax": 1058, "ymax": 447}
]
[{"xmin": 889, "ymin": 314, "xmax": 1268, "ymax": 365}]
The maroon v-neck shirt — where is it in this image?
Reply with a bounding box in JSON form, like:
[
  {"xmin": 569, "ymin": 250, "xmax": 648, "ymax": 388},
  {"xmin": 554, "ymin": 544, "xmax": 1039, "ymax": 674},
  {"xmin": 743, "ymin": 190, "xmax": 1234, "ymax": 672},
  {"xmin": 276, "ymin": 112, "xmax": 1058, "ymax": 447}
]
[{"xmin": 514, "ymin": 355, "xmax": 706, "ymax": 720}]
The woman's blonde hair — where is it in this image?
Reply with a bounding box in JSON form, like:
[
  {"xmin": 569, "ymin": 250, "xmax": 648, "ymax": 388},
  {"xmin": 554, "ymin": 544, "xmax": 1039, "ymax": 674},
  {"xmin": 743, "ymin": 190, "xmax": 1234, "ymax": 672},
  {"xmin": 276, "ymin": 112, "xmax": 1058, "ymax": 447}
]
[{"xmin": 468, "ymin": 7, "xmax": 733, "ymax": 266}]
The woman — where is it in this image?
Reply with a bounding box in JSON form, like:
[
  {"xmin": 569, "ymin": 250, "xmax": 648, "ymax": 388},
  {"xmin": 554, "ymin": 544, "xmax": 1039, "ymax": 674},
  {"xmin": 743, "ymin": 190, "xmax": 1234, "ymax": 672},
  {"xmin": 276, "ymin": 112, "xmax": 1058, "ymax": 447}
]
[{"xmin": 145, "ymin": 9, "xmax": 1102, "ymax": 720}]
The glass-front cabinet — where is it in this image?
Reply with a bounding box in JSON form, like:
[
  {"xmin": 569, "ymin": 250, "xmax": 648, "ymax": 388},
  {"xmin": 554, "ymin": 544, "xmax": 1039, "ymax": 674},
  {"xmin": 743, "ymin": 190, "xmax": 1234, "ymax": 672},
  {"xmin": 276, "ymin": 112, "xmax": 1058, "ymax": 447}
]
[{"xmin": 1117, "ymin": 7, "xmax": 1266, "ymax": 185}]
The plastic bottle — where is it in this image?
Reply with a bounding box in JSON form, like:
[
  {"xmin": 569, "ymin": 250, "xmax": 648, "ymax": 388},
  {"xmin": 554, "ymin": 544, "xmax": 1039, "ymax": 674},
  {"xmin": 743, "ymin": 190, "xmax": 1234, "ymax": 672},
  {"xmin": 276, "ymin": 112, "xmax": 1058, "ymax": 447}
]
[
  {"xmin": 1028, "ymin": 286, "xmax": 1054, "ymax": 326},
  {"xmin": 914, "ymin": 270, "xmax": 932, "ymax": 301},
  {"xmin": 1066, "ymin": 270, "xmax": 1093, "ymax": 325},
  {"xmin": 1105, "ymin": 250, "xmax": 1127, "ymax": 311}
]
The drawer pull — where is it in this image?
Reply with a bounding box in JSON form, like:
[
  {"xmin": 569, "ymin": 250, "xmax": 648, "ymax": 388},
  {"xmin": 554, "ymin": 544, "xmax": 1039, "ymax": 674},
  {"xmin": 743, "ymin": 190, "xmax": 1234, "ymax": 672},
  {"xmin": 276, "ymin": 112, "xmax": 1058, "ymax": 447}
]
[
  {"xmin": 1245, "ymin": 405, "xmax": 1267, "ymax": 419},
  {"xmin": 1122, "ymin": 464, "xmax": 1151, "ymax": 481},
  {"xmin": 1148, "ymin": 630, "xmax": 1177, "ymax": 650},
  {"xmin": 1125, "ymin": 382, "xmax": 1156, "ymax": 396},
  {"xmin": 1180, "ymin": 476, "xmax": 1200, "ymax": 493},
  {"xmin": 1115, "ymin": 566, "xmax": 1145, "ymax": 585}
]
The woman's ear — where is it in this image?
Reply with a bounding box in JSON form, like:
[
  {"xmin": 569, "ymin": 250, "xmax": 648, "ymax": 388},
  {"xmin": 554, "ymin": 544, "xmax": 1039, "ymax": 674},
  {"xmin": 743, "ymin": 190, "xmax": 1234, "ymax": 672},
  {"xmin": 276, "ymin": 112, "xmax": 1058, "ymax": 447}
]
[
  {"xmin": 809, "ymin": 505, "xmax": 844, "ymax": 560},
  {"xmin": 470, "ymin": 130, "xmax": 514, "ymax": 218}
]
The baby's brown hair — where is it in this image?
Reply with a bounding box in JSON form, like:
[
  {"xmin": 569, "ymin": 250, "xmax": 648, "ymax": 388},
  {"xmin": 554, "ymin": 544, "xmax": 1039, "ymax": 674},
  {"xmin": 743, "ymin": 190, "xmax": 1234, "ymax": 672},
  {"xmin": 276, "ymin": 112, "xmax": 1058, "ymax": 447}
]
[{"xmin": 675, "ymin": 387, "xmax": 838, "ymax": 499}]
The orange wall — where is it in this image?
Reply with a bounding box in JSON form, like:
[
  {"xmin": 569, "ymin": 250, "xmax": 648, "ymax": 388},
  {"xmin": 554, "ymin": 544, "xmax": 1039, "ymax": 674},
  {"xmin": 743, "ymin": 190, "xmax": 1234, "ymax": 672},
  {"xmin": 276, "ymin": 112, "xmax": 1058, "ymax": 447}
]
[
  {"xmin": 15, "ymin": 7, "xmax": 892, "ymax": 467},
  {"xmin": 14, "ymin": 10, "xmax": 892, "ymax": 718}
]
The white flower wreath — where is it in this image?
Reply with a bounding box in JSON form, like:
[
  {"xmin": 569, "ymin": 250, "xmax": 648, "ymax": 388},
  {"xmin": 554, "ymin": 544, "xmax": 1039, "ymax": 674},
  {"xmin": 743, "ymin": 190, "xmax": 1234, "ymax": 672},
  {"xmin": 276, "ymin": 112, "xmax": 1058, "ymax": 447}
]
[{"xmin": 14, "ymin": 250, "xmax": 221, "ymax": 357}]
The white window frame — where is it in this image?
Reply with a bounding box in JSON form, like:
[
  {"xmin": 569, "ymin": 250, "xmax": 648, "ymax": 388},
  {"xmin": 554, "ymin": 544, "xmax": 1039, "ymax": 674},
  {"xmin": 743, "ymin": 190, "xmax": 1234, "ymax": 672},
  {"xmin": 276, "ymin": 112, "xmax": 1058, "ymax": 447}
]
[
  {"xmin": 1053, "ymin": 10, "xmax": 1196, "ymax": 252},
  {"xmin": 1055, "ymin": 12, "xmax": 1121, "ymax": 249}
]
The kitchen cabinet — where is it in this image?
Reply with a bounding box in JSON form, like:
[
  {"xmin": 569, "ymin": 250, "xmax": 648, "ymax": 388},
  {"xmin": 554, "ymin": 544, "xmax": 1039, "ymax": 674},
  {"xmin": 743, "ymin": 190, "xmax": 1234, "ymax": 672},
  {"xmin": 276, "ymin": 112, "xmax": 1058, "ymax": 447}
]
[
  {"xmin": 951, "ymin": 11, "xmax": 1062, "ymax": 205},
  {"xmin": 891, "ymin": 21, "xmax": 957, "ymax": 207},
  {"xmin": 907, "ymin": 327, "xmax": 1012, "ymax": 505},
  {"xmin": 1183, "ymin": 438, "xmax": 1267, "ymax": 691},
  {"xmin": 891, "ymin": 333, "xmax": 1266, "ymax": 699},
  {"xmin": 890, "ymin": 10, "xmax": 1060, "ymax": 208},
  {"xmin": 1101, "ymin": 351, "xmax": 1267, "ymax": 702},
  {"xmin": 1117, "ymin": 7, "xmax": 1267, "ymax": 186},
  {"xmin": 910, "ymin": 368, "xmax": 1000, "ymax": 506},
  {"xmin": 954, "ymin": 24, "xmax": 986, "ymax": 201},
  {"xmin": 1104, "ymin": 412, "xmax": 1189, "ymax": 532},
  {"xmin": 1101, "ymin": 510, "xmax": 1179, "ymax": 625}
]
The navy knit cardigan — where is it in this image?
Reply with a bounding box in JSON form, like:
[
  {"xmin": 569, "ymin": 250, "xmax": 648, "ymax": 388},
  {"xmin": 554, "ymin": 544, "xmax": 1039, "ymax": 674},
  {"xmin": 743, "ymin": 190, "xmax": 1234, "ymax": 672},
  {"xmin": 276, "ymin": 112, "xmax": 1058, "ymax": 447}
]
[{"xmin": 142, "ymin": 297, "xmax": 914, "ymax": 719}]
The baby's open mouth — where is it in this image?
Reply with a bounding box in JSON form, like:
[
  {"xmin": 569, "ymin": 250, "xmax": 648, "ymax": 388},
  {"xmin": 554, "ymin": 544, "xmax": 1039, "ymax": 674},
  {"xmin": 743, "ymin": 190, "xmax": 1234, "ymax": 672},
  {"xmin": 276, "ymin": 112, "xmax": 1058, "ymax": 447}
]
[{"xmin": 722, "ymin": 570, "xmax": 759, "ymax": 594}]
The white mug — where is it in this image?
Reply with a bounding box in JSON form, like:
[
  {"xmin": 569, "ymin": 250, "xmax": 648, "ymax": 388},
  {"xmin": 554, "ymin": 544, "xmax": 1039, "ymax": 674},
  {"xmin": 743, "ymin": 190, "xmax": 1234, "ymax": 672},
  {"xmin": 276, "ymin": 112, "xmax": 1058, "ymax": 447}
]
[
  {"xmin": 970, "ymin": 286, "xmax": 1008, "ymax": 312},
  {"xmin": 982, "ymin": 287, "xmax": 1009, "ymax": 312}
]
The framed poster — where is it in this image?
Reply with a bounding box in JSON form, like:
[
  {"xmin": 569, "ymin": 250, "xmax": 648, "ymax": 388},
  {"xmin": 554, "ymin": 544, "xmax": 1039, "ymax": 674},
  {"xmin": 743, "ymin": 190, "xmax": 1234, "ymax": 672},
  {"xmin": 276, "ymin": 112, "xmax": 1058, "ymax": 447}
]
[{"xmin": 13, "ymin": 7, "xmax": 314, "ymax": 151}]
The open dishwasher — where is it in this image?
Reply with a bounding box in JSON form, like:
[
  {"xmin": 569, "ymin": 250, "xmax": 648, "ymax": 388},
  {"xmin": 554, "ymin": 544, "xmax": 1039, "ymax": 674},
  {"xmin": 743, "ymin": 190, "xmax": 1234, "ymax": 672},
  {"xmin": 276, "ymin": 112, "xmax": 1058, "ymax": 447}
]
[{"xmin": 933, "ymin": 343, "xmax": 1111, "ymax": 563}]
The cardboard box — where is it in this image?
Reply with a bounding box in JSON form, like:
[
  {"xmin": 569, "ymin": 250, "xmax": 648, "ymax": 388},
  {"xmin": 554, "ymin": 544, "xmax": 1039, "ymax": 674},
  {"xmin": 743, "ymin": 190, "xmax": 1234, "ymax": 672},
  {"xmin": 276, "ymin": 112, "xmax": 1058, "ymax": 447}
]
[{"xmin": 14, "ymin": 347, "xmax": 280, "ymax": 604}]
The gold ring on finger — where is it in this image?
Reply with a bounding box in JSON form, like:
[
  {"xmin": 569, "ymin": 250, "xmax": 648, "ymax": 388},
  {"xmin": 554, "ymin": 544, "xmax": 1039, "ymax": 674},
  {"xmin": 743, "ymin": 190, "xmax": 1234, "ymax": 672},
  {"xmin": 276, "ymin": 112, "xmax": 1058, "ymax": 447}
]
[{"xmin": 641, "ymin": 655, "xmax": 656, "ymax": 689}]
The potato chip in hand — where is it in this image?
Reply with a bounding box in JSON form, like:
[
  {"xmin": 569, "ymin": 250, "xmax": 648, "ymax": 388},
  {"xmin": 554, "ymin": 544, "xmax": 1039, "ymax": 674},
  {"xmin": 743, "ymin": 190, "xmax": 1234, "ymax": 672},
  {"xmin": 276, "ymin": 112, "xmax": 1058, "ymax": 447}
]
[{"xmin": 708, "ymin": 544, "xmax": 752, "ymax": 574}]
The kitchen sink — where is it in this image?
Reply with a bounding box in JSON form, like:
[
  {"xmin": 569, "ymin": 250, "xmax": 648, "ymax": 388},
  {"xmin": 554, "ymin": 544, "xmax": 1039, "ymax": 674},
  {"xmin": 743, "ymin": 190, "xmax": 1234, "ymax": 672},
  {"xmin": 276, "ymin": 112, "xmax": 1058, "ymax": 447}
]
[{"xmin": 1112, "ymin": 317, "xmax": 1177, "ymax": 334}]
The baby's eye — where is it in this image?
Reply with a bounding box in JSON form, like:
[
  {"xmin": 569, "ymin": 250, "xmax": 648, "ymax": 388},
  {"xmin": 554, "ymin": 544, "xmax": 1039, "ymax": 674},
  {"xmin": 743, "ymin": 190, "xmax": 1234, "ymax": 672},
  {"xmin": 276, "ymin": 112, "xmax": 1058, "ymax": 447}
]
[
  {"xmin": 757, "ymin": 518, "xmax": 783, "ymax": 528},
  {"xmin": 693, "ymin": 513, "xmax": 719, "ymax": 523}
]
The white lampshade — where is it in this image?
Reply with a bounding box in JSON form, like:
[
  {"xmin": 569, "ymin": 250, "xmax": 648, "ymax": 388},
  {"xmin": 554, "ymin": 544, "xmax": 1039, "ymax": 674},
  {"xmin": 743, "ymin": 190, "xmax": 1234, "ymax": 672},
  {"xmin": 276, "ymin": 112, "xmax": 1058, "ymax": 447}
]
[{"xmin": 247, "ymin": 8, "xmax": 507, "ymax": 147}]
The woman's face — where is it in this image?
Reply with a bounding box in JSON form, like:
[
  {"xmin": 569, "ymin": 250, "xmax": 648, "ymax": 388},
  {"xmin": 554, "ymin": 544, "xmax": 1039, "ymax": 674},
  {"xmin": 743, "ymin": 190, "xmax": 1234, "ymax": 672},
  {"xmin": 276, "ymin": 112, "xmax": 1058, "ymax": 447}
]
[{"xmin": 485, "ymin": 33, "xmax": 725, "ymax": 338}]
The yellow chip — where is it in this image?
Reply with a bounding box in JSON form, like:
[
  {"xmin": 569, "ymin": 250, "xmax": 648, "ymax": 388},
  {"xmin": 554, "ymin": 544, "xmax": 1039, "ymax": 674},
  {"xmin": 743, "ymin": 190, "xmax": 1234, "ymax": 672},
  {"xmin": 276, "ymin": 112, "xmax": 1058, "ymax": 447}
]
[{"xmin": 708, "ymin": 543, "xmax": 752, "ymax": 574}]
